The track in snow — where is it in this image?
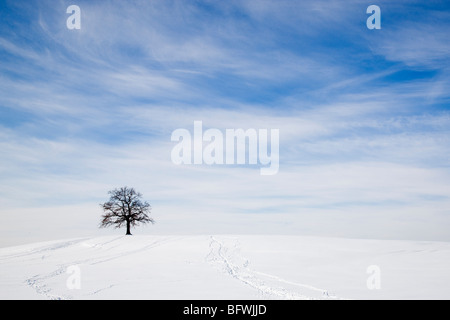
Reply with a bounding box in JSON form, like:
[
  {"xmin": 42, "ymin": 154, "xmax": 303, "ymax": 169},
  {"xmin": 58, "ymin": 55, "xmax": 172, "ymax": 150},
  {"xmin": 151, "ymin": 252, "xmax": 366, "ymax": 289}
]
[
  {"xmin": 206, "ymin": 236, "xmax": 342, "ymax": 300},
  {"xmin": 21, "ymin": 236, "xmax": 181, "ymax": 300}
]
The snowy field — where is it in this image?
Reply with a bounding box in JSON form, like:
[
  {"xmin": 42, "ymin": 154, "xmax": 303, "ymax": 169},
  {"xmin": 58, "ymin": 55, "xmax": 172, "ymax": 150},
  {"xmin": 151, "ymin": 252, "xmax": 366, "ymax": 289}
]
[{"xmin": 0, "ymin": 235, "xmax": 449, "ymax": 300}]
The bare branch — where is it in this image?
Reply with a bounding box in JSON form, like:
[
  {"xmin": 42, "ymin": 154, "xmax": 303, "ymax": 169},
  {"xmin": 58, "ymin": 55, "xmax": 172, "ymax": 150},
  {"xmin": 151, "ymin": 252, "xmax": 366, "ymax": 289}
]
[{"xmin": 99, "ymin": 187, "xmax": 154, "ymax": 235}]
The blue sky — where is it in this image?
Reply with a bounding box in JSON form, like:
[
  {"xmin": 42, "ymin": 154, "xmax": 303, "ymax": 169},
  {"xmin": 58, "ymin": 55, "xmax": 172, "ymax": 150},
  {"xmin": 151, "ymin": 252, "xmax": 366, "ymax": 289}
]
[{"xmin": 1, "ymin": 0, "xmax": 450, "ymax": 246}]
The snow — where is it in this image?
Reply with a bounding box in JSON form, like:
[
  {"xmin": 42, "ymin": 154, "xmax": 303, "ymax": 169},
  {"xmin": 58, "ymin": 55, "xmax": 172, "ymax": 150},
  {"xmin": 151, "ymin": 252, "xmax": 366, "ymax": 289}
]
[{"xmin": 0, "ymin": 235, "xmax": 449, "ymax": 300}]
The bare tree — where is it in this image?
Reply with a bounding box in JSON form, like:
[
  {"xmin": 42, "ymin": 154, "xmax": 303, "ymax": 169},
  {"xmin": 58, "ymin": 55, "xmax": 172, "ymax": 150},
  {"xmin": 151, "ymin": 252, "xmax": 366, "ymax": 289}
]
[{"xmin": 100, "ymin": 187, "xmax": 154, "ymax": 235}]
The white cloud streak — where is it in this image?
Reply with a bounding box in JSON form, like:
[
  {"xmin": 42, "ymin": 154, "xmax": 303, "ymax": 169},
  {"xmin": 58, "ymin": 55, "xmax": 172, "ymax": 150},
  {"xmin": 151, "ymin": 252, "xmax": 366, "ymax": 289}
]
[{"xmin": 1, "ymin": 0, "xmax": 450, "ymax": 245}]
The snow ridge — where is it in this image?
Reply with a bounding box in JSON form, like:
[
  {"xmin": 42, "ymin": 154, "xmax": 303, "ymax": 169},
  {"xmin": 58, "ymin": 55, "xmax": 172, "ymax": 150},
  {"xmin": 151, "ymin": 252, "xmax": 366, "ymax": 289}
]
[{"xmin": 1, "ymin": 235, "xmax": 449, "ymax": 299}]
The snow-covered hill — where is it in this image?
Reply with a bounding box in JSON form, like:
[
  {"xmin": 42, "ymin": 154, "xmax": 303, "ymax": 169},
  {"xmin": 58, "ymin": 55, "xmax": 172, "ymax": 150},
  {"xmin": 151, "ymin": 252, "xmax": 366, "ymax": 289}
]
[{"xmin": 1, "ymin": 235, "xmax": 449, "ymax": 300}]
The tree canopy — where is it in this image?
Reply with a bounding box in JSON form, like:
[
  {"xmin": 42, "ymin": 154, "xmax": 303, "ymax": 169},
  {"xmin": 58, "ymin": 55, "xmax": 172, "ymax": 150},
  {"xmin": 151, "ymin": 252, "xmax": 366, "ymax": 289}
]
[{"xmin": 100, "ymin": 187, "xmax": 154, "ymax": 235}]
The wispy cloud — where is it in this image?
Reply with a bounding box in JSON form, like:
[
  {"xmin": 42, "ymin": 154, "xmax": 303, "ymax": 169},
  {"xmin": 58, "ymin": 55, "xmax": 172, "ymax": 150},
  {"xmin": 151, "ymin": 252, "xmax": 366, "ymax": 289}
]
[{"xmin": 1, "ymin": 0, "xmax": 450, "ymax": 245}]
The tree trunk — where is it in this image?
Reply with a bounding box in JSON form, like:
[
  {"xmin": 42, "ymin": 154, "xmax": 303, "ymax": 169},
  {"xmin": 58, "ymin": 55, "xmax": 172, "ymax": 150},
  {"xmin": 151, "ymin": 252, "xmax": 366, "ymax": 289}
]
[{"xmin": 126, "ymin": 220, "xmax": 132, "ymax": 235}]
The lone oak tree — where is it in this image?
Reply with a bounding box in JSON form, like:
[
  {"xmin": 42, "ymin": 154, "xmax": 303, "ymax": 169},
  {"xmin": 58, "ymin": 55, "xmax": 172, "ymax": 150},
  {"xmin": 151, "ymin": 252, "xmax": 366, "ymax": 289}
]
[{"xmin": 100, "ymin": 187, "xmax": 154, "ymax": 235}]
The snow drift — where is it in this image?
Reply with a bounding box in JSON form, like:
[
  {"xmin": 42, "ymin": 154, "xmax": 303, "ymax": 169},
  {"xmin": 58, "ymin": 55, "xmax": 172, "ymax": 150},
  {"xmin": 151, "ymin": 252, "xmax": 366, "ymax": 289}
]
[{"xmin": 0, "ymin": 235, "xmax": 449, "ymax": 300}]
